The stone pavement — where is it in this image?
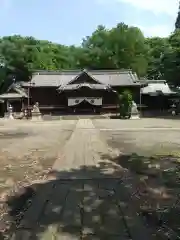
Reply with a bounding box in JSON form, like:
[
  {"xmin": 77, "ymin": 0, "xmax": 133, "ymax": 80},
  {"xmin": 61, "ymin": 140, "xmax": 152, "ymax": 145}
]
[{"xmin": 11, "ymin": 119, "xmax": 154, "ymax": 240}]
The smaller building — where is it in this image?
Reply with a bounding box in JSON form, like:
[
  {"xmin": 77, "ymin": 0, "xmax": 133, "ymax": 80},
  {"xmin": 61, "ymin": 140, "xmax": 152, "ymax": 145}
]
[
  {"xmin": 140, "ymin": 80, "xmax": 177, "ymax": 115},
  {"xmin": 141, "ymin": 80, "xmax": 176, "ymax": 96},
  {"xmin": 0, "ymin": 83, "xmax": 28, "ymax": 116}
]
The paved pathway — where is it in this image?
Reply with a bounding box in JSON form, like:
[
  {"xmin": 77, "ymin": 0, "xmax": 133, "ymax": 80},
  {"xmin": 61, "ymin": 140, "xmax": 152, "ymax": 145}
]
[{"xmin": 11, "ymin": 120, "xmax": 154, "ymax": 240}]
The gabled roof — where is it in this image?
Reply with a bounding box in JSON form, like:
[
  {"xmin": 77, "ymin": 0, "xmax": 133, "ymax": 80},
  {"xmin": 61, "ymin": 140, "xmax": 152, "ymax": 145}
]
[
  {"xmin": 0, "ymin": 82, "xmax": 28, "ymax": 100},
  {"xmin": 21, "ymin": 69, "xmax": 141, "ymax": 87},
  {"xmin": 67, "ymin": 70, "xmax": 102, "ymax": 85},
  {"xmin": 7, "ymin": 83, "xmax": 28, "ymax": 97}
]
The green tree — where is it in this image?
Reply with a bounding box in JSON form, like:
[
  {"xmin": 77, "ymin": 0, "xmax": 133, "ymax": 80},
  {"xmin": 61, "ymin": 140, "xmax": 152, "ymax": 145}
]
[
  {"xmin": 175, "ymin": 2, "xmax": 180, "ymax": 30},
  {"xmin": 82, "ymin": 23, "xmax": 149, "ymax": 75},
  {"xmin": 1, "ymin": 21, "xmax": 179, "ymax": 87},
  {"xmin": 145, "ymin": 37, "xmax": 169, "ymax": 79},
  {"xmin": 161, "ymin": 30, "xmax": 180, "ymax": 86}
]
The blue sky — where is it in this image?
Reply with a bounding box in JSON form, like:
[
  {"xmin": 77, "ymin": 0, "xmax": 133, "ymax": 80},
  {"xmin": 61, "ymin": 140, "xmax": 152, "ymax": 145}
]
[{"xmin": 0, "ymin": 0, "xmax": 178, "ymax": 45}]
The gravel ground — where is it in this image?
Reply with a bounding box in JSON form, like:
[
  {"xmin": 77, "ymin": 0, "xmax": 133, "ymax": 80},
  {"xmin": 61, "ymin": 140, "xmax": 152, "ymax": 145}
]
[
  {"xmin": 0, "ymin": 120, "xmax": 77, "ymax": 190},
  {"xmin": 0, "ymin": 120, "xmax": 77, "ymax": 234},
  {"xmin": 93, "ymin": 119, "xmax": 180, "ymax": 238},
  {"xmin": 93, "ymin": 118, "xmax": 180, "ymax": 129},
  {"xmin": 93, "ymin": 118, "xmax": 180, "ymax": 157},
  {"xmin": 1, "ymin": 118, "xmax": 180, "ymax": 238},
  {"xmin": 98, "ymin": 130, "xmax": 180, "ymax": 156}
]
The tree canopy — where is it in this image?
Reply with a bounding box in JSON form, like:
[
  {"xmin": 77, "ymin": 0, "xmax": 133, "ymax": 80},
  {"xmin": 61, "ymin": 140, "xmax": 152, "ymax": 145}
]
[
  {"xmin": 175, "ymin": 2, "xmax": 180, "ymax": 30},
  {"xmin": 1, "ymin": 22, "xmax": 180, "ymax": 88}
]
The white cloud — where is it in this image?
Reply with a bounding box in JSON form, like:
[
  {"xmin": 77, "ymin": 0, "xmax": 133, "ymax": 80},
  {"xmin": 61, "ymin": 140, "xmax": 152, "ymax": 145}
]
[
  {"xmin": 138, "ymin": 24, "xmax": 173, "ymax": 37},
  {"xmin": 98, "ymin": 0, "xmax": 179, "ymax": 17}
]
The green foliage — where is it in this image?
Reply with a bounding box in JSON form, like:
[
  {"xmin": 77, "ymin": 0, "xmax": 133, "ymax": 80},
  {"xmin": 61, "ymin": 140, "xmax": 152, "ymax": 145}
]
[
  {"xmin": 118, "ymin": 90, "xmax": 133, "ymax": 118},
  {"xmin": 145, "ymin": 37, "xmax": 169, "ymax": 80},
  {"xmin": 160, "ymin": 30, "xmax": 180, "ymax": 86},
  {"xmin": 0, "ymin": 62, "xmax": 5, "ymax": 84},
  {"xmin": 82, "ymin": 23, "xmax": 149, "ymax": 75},
  {"xmin": 175, "ymin": 2, "xmax": 180, "ymax": 30},
  {"xmin": 1, "ymin": 19, "xmax": 180, "ymax": 88}
]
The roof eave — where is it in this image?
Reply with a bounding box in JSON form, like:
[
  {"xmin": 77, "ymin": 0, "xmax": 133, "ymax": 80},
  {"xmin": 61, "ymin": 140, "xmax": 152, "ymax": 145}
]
[
  {"xmin": 111, "ymin": 83, "xmax": 141, "ymax": 87},
  {"xmin": 142, "ymin": 92, "xmax": 176, "ymax": 96},
  {"xmin": 0, "ymin": 96, "xmax": 23, "ymax": 99},
  {"xmin": 0, "ymin": 93, "xmax": 27, "ymax": 99}
]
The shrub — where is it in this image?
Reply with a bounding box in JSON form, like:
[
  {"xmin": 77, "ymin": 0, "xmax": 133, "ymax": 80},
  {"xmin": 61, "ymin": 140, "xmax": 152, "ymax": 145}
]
[{"xmin": 118, "ymin": 90, "xmax": 133, "ymax": 118}]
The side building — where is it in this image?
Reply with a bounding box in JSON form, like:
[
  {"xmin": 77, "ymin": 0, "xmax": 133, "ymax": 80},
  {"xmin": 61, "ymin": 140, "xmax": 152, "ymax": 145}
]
[{"xmin": 140, "ymin": 80, "xmax": 177, "ymax": 116}]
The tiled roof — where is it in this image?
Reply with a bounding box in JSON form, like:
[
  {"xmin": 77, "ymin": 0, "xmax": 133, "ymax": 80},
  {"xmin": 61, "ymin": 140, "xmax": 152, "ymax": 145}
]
[
  {"xmin": 22, "ymin": 70, "xmax": 141, "ymax": 87},
  {"xmin": 7, "ymin": 83, "xmax": 28, "ymax": 97},
  {"xmin": 13, "ymin": 84, "xmax": 28, "ymax": 97},
  {"xmin": 89, "ymin": 70, "xmax": 139, "ymax": 86},
  {"xmin": 141, "ymin": 82, "xmax": 176, "ymax": 95},
  {"xmin": 0, "ymin": 93, "xmax": 24, "ymax": 99},
  {"xmin": 58, "ymin": 83, "xmax": 110, "ymax": 91},
  {"xmin": 21, "ymin": 73, "xmax": 76, "ymax": 87}
]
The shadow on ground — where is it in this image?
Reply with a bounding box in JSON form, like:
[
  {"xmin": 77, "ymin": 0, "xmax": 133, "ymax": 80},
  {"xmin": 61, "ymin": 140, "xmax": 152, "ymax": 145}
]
[
  {"xmin": 0, "ymin": 157, "xmax": 179, "ymax": 240},
  {"xmin": 101, "ymin": 152, "xmax": 180, "ymax": 239},
  {"xmin": 0, "ymin": 161, "xmax": 161, "ymax": 240},
  {"xmin": 0, "ymin": 155, "xmax": 179, "ymax": 239}
]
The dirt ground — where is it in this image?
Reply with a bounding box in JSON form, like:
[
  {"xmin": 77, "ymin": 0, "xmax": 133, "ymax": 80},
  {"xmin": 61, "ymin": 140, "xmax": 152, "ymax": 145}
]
[
  {"xmin": 1, "ymin": 118, "xmax": 180, "ymax": 238},
  {"xmin": 93, "ymin": 119, "xmax": 180, "ymax": 238},
  {"xmin": 0, "ymin": 120, "xmax": 77, "ymax": 233}
]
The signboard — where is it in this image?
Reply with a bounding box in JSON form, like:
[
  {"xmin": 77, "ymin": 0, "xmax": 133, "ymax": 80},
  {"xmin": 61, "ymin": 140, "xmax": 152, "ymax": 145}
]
[{"xmin": 68, "ymin": 97, "xmax": 102, "ymax": 106}]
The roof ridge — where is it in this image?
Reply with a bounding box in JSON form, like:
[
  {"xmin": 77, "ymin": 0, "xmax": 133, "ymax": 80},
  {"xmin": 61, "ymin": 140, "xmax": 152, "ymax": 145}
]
[
  {"xmin": 88, "ymin": 69, "xmax": 132, "ymax": 72},
  {"xmin": 32, "ymin": 69, "xmax": 134, "ymax": 75},
  {"xmin": 33, "ymin": 70, "xmax": 81, "ymax": 76},
  {"xmin": 141, "ymin": 80, "xmax": 167, "ymax": 84}
]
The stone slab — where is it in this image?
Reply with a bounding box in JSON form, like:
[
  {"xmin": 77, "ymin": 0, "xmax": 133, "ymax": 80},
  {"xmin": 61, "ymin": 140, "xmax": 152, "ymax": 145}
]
[{"xmin": 19, "ymin": 181, "xmax": 54, "ymax": 229}]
